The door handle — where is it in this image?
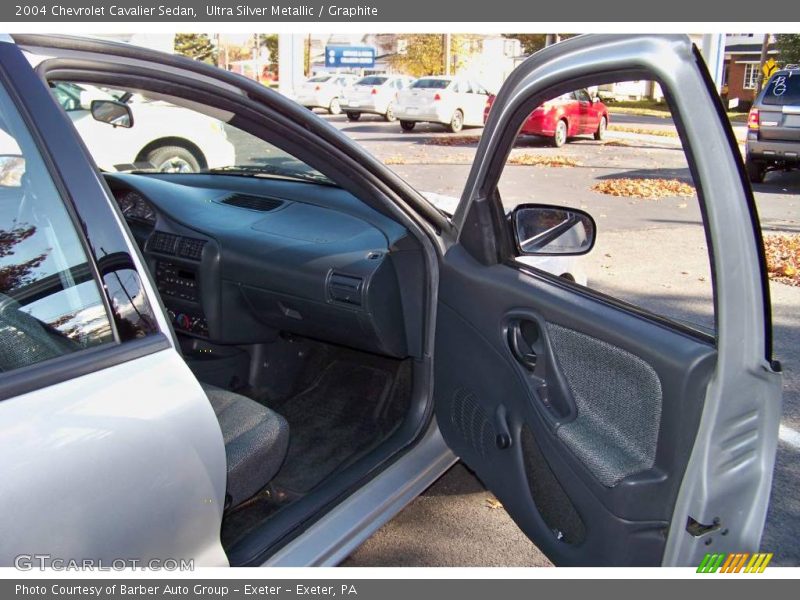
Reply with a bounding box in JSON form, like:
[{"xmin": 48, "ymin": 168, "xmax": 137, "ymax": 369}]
[{"xmin": 508, "ymin": 322, "xmax": 538, "ymax": 371}]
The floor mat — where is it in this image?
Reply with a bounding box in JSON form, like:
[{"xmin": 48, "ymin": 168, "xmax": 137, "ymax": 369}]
[{"xmin": 271, "ymin": 360, "xmax": 394, "ymax": 494}]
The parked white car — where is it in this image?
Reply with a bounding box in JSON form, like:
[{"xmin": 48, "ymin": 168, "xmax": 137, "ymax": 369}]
[
  {"xmin": 51, "ymin": 82, "xmax": 235, "ymax": 173},
  {"xmin": 340, "ymin": 75, "xmax": 416, "ymax": 122},
  {"xmin": 395, "ymin": 76, "xmax": 491, "ymax": 132},
  {"xmin": 294, "ymin": 74, "xmax": 358, "ymax": 115}
]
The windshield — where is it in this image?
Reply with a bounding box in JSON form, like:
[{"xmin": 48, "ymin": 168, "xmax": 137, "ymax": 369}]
[
  {"xmin": 411, "ymin": 79, "xmax": 451, "ymax": 90},
  {"xmin": 762, "ymin": 71, "xmax": 800, "ymax": 106},
  {"xmin": 356, "ymin": 76, "xmax": 388, "ymax": 86},
  {"xmin": 50, "ymin": 81, "xmax": 335, "ymax": 186},
  {"xmin": 307, "ymin": 75, "xmax": 332, "ymax": 83}
]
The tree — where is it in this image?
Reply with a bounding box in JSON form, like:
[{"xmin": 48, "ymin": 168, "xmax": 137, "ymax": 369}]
[
  {"xmin": 259, "ymin": 34, "xmax": 279, "ymax": 72},
  {"xmin": 174, "ymin": 33, "xmax": 217, "ymax": 65},
  {"xmin": 390, "ymin": 34, "xmax": 477, "ymax": 77},
  {"xmin": 390, "ymin": 34, "xmax": 444, "ymax": 77},
  {"xmin": 0, "ymin": 225, "xmax": 49, "ymax": 294},
  {"xmin": 503, "ymin": 33, "xmax": 579, "ymax": 56},
  {"xmin": 776, "ymin": 34, "xmax": 800, "ymax": 66}
]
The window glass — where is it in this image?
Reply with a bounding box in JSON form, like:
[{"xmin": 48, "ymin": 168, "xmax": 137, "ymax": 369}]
[
  {"xmin": 50, "ymin": 81, "xmax": 333, "ymax": 186},
  {"xmin": 498, "ymin": 81, "xmax": 715, "ymax": 333},
  {"xmin": 743, "ymin": 64, "xmax": 760, "ymax": 90},
  {"xmin": 356, "ymin": 76, "xmax": 388, "ymax": 86},
  {"xmin": 0, "ymin": 83, "xmax": 114, "ymax": 372},
  {"xmin": 411, "ymin": 78, "xmax": 450, "ymax": 90},
  {"xmin": 762, "ymin": 71, "xmax": 800, "ymax": 106}
]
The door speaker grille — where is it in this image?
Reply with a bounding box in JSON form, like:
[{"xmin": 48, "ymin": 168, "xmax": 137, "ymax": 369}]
[{"xmin": 450, "ymin": 387, "xmax": 495, "ymax": 459}]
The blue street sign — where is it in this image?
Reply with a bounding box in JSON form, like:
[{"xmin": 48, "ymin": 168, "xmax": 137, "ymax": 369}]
[{"xmin": 325, "ymin": 45, "xmax": 376, "ymax": 68}]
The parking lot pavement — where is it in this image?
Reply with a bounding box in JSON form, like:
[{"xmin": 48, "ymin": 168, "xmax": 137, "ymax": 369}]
[{"xmin": 319, "ymin": 114, "xmax": 800, "ymax": 567}]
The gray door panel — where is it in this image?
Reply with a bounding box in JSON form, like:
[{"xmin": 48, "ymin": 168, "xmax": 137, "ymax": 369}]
[
  {"xmin": 438, "ymin": 34, "xmax": 782, "ymax": 566},
  {"xmin": 435, "ymin": 246, "xmax": 716, "ymax": 564}
]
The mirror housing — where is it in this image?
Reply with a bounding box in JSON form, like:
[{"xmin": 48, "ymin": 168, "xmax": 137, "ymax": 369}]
[
  {"xmin": 511, "ymin": 204, "xmax": 596, "ymax": 256},
  {"xmin": 90, "ymin": 100, "xmax": 133, "ymax": 128}
]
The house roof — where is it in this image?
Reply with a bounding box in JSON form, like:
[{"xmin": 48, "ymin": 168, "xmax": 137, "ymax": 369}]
[{"xmin": 726, "ymin": 43, "xmax": 778, "ymax": 55}]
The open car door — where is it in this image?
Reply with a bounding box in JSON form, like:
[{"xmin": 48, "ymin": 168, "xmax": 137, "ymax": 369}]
[{"xmin": 433, "ymin": 35, "xmax": 782, "ymax": 566}]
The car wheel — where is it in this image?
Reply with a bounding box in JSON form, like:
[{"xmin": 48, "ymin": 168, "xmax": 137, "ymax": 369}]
[
  {"xmin": 346, "ymin": 111, "xmax": 361, "ymax": 121},
  {"xmin": 384, "ymin": 102, "xmax": 397, "ymax": 122},
  {"xmin": 594, "ymin": 116, "xmax": 607, "ymax": 141},
  {"xmin": 553, "ymin": 119, "xmax": 568, "ymax": 147},
  {"xmin": 448, "ymin": 109, "xmax": 464, "ymax": 133},
  {"xmin": 745, "ymin": 157, "xmax": 767, "ymax": 184},
  {"xmin": 329, "ymin": 98, "xmax": 342, "ymax": 115},
  {"xmin": 400, "ymin": 120, "xmax": 416, "ymax": 131},
  {"xmin": 147, "ymin": 146, "xmax": 201, "ymax": 173}
]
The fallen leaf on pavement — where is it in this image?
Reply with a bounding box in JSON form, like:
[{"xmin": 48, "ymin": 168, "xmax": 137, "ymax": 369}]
[
  {"xmin": 591, "ymin": 178, "xmax": 695, "ymax": 199},
  {"xmin": 764, "ymin": 234, "xmax": 800, "ymax": 287},
  {"xmin": 508, "ymin": 153, "xmax": 582, "ymax": 167},
  {"xmin": 485, "ymin": 498, "xmax": 503, "ymax": 510}
]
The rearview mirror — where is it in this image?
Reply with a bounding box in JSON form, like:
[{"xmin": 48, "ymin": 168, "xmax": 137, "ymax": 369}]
[
  {"xmin": 90, "ymin": 100, "xmax": 133, "ymax": 128},
  {"xmin": 512, "ymin": 204, "xmax": 596, "ymax": 256}
]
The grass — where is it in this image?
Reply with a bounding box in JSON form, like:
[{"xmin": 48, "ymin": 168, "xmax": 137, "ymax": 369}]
[{"xmin": 606, "ymin": 99, "xmax": 749, "ymax": 123}]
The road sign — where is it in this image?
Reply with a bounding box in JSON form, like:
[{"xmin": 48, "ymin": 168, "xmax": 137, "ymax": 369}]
[
  {"xmin": 325, "ymin": 45, "xmax": 376, "ymax": 68},
  {"xmin": 763, "ymin": 58, "xmax": 778, "ymax": 79}
]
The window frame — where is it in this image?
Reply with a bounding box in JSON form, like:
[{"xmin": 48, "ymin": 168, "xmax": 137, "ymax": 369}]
[
  {"xmin": 0, "ymin": 42, "xmax": 169, "ymax": 399},
  {"xmin": 743, "ymin": 63, "xmax": 760, "ymax": 90}
]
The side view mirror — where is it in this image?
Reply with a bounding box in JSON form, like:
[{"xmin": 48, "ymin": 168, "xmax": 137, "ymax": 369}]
[
  {"xmin": 90, "ymin": 100, "xmax": 133, "ymax": 128},
  {"xmin": 512, "ymin": 204, "xmax": 596, "ymax": 256}
]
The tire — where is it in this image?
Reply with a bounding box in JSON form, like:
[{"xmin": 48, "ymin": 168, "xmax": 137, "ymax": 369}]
[
  {"xmin": 745, "ymin": 157, "xmax": 767, "ymax": 184},
  {"xmin": 384, "ymin": 102, "xmax": 397, "ymax": 122},
  {"xmin": 553, "ymin": 119, "xmax": 568, "ymax": 147},
  {"xmin": 346, "ymin": 111, "xmax": 361, "ymax": 121},
  {"xmin": 146, "ymin": 145, "xmax": 201, "ymax": 173},
  {"xmin": 594, "ymin": 116, "xmax": 607, "ymax": 141},
  {"xmin": 447, "ymin": 109, "xmax": 464, "ymax": 133},
  {"xmin": 328, "ymin": 98, "xmax": 342, "ymax": 115},
  {"xmin": 400, "ymin": 120, "xmax": 416, "ymax": 131}
]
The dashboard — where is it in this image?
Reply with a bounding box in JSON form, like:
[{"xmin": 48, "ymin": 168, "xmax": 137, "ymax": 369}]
[{"xmin": 105, "ymin": 172, "xmax": 422, "ymax": 359}]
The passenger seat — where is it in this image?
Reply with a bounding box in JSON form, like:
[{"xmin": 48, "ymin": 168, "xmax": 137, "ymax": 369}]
[{"xmin": 201, "ymin": 383, "xmax": 289, "ymax": 507}]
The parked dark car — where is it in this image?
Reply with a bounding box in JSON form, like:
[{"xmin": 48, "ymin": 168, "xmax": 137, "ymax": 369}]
[{"xmin": 745, "ymin": 66, "xmax": 800, "ymax": 183}]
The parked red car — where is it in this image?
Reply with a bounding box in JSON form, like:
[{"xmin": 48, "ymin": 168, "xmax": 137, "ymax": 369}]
[{"xmin": 484, "ymin": 89, "xmax": 609, "ymax": 147}]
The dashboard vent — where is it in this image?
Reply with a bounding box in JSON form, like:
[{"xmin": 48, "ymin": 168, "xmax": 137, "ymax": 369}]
[
  {"xmin": 150, "ymin": 231, "xmax": 180, "ymax": 255},
  {"xmin": 221, "ymin": 193, "xmax": 283, "ymax": 212},
  {"xmin": 177, "ymin": 237, "xmax": 206, "ymax": 261},
  {"xmin": 328, "ymin": 272, "xmax": 364, "ymax": 307}
]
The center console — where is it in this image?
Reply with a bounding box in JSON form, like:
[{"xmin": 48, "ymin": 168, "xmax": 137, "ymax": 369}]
[{"xmin": 148, "ymin": 230, "xmax": 212, "ymax": 338}]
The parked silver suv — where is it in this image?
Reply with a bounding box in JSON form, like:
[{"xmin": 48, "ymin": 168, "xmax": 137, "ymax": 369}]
[{"xmin": 745, "ymin": 66, "xmax": 800, "ymax": 183}]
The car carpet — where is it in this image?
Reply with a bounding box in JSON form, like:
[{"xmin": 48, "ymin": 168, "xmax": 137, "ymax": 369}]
[{"xmin": 269, "ymin": 359, "xmax": 395, "ymax": 495}]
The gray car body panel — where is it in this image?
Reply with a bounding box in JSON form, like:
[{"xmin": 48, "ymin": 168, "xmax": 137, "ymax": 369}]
[
  {"xmin": 454, "ymin": 34, "xmax": 782, "ymax": 566},
  {"xmin": 0, "ymin": 36, "xmax": 229, "ymax": 567}
]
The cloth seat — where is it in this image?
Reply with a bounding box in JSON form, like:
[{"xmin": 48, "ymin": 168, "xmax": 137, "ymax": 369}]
[{"xmin": 201, "ymin": 383, "xmax": 289, "ymax": 507}]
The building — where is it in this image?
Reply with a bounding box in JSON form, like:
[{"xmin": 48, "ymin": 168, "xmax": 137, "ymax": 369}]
[{"xmin": 722, "ymin": 34, "xmax": 778, "ymax": 108}]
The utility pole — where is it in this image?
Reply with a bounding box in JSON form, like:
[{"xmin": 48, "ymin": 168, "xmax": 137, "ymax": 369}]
[
  {"xmin": 756, "ymin": 33, "xmax": 771, "ymax": 94},
  {"xmin": 545, "ymin": 34, "xmax": 560, "ymax": 47},
  {"xmin": 305, "ymin": 33, "xmax": 312, "ymax": 77},
  {"xmin": 443, "ymin": 33, "xmax": 451, "ymax": 75},
  {"xmin": 252, "ymin": 33, "xmax": 260, "ymax": 83}
]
